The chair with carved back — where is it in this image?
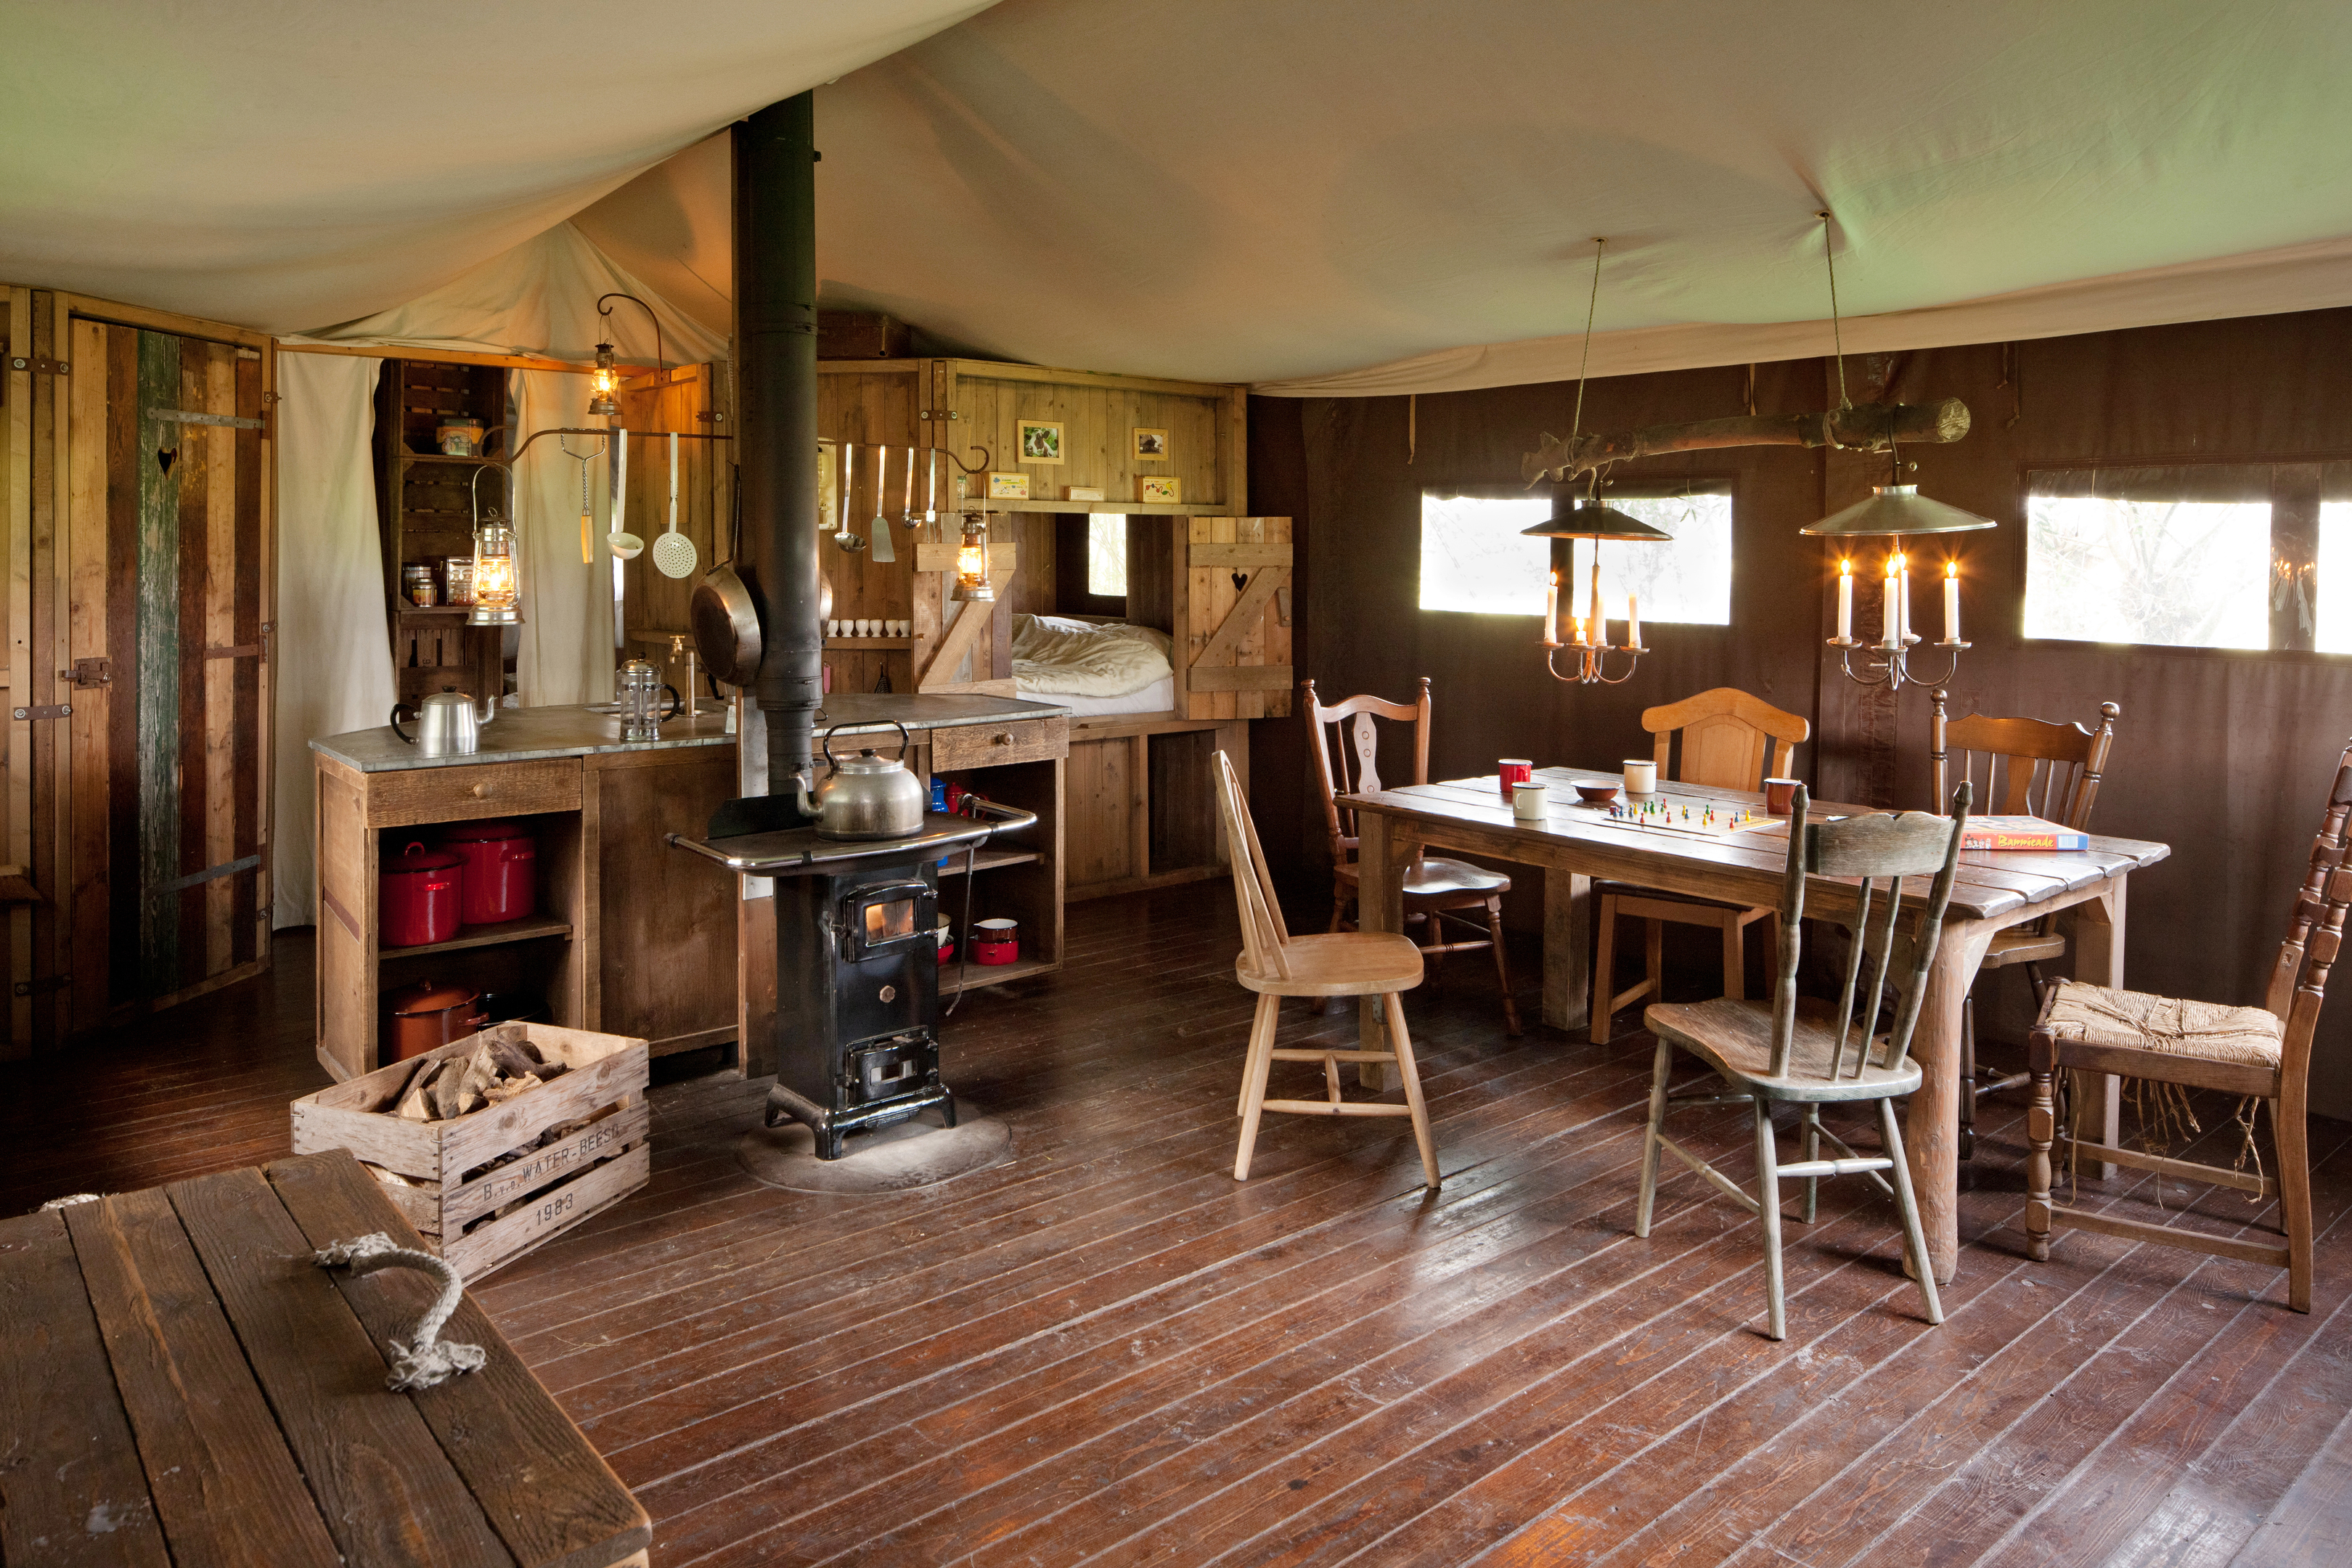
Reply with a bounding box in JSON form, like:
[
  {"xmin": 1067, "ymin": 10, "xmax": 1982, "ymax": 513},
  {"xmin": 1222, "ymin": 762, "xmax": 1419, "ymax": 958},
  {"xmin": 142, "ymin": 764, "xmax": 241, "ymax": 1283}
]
[
  {"xmin": 1931, "ymin": 690, "xmax": 2120, "ymax": 1158},
  {"xmin": 1591, "ymin": 687, "xmax": 1810, "ymax": 1044},
  {"xmin": 1640, "ymin": 780, "xmax": 1971, "ymax": 1339},
  {"xmin": 1303, "ymin": 678, "xmax": 1521, "ymax": 1034},
  {"xmin": 1213, "ymin": 750, "xmax": 1440, "ymax": 1189},
  {"xmin": 2025, "ymin": 739, "xmax": 2352, "ymax": 1314}
]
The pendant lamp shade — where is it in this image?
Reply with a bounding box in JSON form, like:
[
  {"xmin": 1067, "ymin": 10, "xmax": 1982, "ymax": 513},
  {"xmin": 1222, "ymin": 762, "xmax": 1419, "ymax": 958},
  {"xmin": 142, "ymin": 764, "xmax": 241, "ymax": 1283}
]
[
  {"xmin": 1802, "ymin": 483, "xmax": 1994, "ymax": 537},
  {"xmin": 1521, "ymin": 496, "xmax": 1674, "ymax": 541}
]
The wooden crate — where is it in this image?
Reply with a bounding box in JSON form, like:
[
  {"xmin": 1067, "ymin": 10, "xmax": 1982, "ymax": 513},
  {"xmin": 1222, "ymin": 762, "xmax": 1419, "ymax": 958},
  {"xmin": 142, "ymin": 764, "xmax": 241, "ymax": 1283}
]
[{"xmin": 290, "ymin": 1021, "xmax": 649, "ymax": 1280}]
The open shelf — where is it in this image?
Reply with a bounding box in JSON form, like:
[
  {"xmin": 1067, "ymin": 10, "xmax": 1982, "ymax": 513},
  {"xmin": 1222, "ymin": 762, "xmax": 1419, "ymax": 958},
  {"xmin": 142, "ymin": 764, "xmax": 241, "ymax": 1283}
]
[
  {"xmin": 940, "ymin": 954, "xmax": 1058, "ymax": 993},
  {"xmin": 378, "ymin": 912, "xmax": 573, "ymax": 962},
  {"xmin": 399, "ymin": 451, "xmax": 507, "ymax": 466},
  {"xmin": 824, "ymin": 637, "xmax": 914, "ymax": 650},
  {"xmin": 936, "ymin": 848, "xmax": 1040, "ymax": 877}
]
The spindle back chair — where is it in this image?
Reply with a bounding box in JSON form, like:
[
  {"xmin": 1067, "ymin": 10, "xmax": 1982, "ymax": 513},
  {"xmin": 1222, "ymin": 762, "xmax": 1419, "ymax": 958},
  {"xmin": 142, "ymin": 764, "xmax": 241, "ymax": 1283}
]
[
  {"xmin": 2026, "ymin": 739, "xmax": 2352, "ymax": 1313},
  {"xmin": 1930, "ymin": 690, "xmax": 2122, "ymax": 1156},
  {"xmin": 1302, "ymin": 679, "xmax": 1519, "ymax": 1033},
  {"xmin": 1639, "ymin": 781, "xmax": 1972, "ymax": 1340},
  {"xmin": 1591, "ymin": 687, "xmax": 1810, "ymax": 1042},
  {"xmin": 1214, "ymin": 750, "xmax": 1441, "ymax": 1189}
]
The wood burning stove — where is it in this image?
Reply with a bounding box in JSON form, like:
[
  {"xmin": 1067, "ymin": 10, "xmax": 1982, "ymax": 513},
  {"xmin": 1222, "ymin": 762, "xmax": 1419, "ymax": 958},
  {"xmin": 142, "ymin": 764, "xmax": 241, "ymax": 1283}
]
[{"xmin": 674, "ymin": 804, "xmax": 1033, "ymax": 1158}]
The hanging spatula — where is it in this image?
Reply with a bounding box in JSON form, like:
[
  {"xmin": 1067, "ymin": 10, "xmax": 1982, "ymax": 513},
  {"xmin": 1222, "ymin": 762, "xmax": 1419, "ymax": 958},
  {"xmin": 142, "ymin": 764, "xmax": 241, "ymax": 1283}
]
[{"xmin": 868, "ymin": 442, "xmax": 896, "ymax": 563}]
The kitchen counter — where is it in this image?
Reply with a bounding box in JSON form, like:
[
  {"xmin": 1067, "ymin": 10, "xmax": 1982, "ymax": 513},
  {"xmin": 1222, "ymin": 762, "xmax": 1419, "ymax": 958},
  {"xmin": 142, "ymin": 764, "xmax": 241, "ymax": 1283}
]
[{"xmin": 309, "ymin": 694, "xmax": 1071, "ymax": 774}]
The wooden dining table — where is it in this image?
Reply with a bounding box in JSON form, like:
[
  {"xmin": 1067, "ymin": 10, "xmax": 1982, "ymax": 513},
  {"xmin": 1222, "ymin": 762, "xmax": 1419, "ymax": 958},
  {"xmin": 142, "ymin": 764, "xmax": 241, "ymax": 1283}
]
[{"xmin": 1341, "ymin": 765, "xmax": 2171, "ymax": 1284}]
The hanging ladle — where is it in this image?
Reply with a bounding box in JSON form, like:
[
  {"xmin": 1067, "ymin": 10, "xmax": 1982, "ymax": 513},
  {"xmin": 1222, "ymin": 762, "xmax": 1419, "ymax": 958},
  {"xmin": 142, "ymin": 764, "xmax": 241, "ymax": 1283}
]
[
  {"xmin": 608, "ymin": 428, "xmax": 642, "ymax": 560},
  {"xmin": 833, "ymin": 438, "xmax": 867, "ymax": 553}
]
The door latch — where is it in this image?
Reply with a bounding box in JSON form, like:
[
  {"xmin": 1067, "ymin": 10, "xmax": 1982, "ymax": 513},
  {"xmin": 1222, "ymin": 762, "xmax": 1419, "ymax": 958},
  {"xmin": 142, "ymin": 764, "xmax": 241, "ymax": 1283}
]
[{"xmin": 61, "ymin": 658, "xmax": 110, "ymax": 689}]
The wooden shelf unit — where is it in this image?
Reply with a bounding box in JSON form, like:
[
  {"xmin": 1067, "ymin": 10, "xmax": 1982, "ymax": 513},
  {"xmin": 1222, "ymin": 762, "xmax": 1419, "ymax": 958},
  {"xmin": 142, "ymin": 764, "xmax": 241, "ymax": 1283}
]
[
  {"xmin": 941, "ymin": 954, "xmax": 1057, "ymax": 994},
  {"xmin": 375, "ymin": 358, "xmax": 510, "ymax": 709}
]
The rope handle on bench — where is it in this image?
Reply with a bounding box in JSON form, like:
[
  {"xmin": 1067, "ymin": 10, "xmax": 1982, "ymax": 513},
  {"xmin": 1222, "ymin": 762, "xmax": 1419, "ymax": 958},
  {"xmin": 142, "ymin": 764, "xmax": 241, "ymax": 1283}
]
[{"xmin": 313, "ymin": 1232, "xmax": 488, "ymax": 1391}]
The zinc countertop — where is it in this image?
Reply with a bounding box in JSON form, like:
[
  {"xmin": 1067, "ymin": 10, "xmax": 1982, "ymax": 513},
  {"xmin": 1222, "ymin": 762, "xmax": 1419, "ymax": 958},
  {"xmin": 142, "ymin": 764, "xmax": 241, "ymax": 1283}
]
[{"xmin": 309, "ymin": 694, "xmax": 1071, "ymax": 775}]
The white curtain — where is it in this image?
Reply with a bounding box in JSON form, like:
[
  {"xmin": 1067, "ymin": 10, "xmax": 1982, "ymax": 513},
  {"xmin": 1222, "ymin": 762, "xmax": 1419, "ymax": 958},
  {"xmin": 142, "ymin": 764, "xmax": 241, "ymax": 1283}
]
[
  {"xmin": 513, "ymin": 369, "xmax": 618, "ymax": 707},
  {"xmin": 272, "ymin": 353, "xmax": 396, "ymax": 929}
]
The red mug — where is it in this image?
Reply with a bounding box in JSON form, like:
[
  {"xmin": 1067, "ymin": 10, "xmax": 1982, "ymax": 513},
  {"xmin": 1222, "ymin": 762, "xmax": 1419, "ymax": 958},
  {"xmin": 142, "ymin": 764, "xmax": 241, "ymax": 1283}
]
[
  {"xmin": 1764, "ymin": 777, "xmax": 1802, "ymax": 817},
  {"xmin": 1498, "ymin": 759, "xmax": 1533, "ymax": 799}
]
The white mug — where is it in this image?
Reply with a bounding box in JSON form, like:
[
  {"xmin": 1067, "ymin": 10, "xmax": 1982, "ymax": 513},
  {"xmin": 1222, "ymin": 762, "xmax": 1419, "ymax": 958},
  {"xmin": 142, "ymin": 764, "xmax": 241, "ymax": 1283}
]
[
  {"xmin": 1623, "ymin": 759, "xmax": 1657, "ymax": 794},
  {"xmin": 1511, "ymin": 782, "xmax": 1549, "ymax": 821}
]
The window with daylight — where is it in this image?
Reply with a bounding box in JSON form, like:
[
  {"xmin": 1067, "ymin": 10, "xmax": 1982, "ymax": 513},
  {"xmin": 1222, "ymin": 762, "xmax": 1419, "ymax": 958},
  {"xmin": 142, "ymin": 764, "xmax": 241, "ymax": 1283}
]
[
  {"xmin": 2024, "ymin": 465, "xmax": 2308, "ymax": 651},
  {"xmin": 1418, "ymin": 485, "xmax": 1734, "ymax": 624},
  {"xmin": 1087, "ymin": 514, "xmax": 1129, "ymax": 597}
]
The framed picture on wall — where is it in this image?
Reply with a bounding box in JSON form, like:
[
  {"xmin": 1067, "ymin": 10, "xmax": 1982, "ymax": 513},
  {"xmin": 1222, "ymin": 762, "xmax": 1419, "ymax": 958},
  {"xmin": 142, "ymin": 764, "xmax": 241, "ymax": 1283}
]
[
  {"xmin": 1017, "ymin": 419, "xmax": 1065, "ymax": 464},
  {"xmin": 987, "ymin": 470, "xmax": 1032, "ymax": 500},
  {"xmin": 1138, "ymin": 475, "xmax": 1181, "ymax": 505},
  {"xmin": 1132, "ymin": 427, "xmax": 1169, "ymax": 460}
]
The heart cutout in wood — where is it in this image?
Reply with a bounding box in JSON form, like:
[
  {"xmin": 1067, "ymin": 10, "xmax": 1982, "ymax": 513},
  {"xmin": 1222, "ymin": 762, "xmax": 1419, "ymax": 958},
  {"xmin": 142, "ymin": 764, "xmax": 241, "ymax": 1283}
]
[{"xmin": 1232, "ymin": 569, "xmax": 1249, "ymax": 593}]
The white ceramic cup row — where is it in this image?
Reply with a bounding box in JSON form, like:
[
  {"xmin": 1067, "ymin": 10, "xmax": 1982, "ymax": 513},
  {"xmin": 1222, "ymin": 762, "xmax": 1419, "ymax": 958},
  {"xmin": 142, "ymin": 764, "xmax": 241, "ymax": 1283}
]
[{"xmin": 825, "ymin": 619, "xmax": 910, "ymax": 639}]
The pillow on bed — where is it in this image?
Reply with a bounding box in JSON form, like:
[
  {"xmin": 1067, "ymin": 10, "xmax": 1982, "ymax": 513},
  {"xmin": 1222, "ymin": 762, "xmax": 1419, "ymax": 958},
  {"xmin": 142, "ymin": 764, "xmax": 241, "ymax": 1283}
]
[{"xmin": 1011, "ymin": 614, "xmax": 1175, "ymax": 697}]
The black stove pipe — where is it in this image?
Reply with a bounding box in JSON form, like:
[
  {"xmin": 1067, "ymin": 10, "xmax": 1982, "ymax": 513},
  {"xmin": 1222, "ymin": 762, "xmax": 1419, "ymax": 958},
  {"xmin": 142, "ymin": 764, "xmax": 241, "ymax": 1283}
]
[{"xmin": 732, "ymin": 94, "xmax": 822, "ymax": 801}]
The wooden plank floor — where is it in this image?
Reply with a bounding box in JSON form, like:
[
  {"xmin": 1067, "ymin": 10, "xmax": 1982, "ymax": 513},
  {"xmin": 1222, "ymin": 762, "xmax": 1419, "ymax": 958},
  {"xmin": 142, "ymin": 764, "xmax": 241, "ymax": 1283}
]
[{"xmin": 7, "ymin": 889, "xmax": 2350, "ymax": 1567}]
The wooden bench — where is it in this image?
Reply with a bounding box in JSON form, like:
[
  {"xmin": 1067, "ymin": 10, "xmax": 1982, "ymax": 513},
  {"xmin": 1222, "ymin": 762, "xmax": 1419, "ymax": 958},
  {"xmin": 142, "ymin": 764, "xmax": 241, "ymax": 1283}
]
[{"xmin": 0, "ymin": 1147, "xmax": 649, "ymax": 1567}]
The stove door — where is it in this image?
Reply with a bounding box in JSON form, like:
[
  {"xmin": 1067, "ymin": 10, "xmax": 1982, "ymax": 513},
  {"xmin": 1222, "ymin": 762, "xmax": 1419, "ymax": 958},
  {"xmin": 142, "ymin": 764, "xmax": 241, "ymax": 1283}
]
[{"xmin": 839, "ymin": 880, "xmax": 934, "ymax": 961}]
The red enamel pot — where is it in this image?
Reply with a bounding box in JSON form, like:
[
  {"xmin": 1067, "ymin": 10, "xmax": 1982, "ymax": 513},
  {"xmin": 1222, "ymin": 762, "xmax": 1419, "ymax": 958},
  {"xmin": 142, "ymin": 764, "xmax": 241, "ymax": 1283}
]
[
  {"xmin": 380, "ymin": 840, "xmax": 464, "ymax": 947},
  {"xmin": 440, "ymin": 819, "xmax": 537, "ymax": 926}
]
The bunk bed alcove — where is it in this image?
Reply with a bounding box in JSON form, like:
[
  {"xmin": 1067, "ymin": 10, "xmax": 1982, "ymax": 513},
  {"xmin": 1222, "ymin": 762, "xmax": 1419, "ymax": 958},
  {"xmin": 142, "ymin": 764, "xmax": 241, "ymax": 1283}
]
[{"xmin": 817, "ymin": 353, "xmax": 1291, "ymax": 900}]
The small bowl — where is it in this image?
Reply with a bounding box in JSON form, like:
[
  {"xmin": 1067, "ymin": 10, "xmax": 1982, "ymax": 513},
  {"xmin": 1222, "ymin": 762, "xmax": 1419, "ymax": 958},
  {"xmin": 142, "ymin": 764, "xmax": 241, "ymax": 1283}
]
[{"xmin": 1574, "ymin": 780, "xmax": 1622, "ymax": 805}]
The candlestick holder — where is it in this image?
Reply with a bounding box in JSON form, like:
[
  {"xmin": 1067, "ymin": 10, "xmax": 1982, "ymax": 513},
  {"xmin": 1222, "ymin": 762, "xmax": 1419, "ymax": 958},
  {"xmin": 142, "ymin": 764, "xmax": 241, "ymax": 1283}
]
[
  {"xmin": 1540, "ymin": 633, "xmax": 1646, "ymax": 686},
  {"xmin": 1825, "ymin": 634, "xmax": 1970, "ymax": 692}
]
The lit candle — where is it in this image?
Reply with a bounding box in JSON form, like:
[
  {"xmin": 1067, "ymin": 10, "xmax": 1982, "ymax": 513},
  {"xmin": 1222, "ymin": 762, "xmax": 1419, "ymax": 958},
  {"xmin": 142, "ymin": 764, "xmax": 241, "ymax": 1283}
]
[
  {"xmin": 1944, "ymin": 559, "xmax": 1961, "ymax": 642},
  {"xmin": 1573, "ymin": 615, "xmax": 1587, "ymax": 647},
  {"xmin": 1899, "ymin": 551, "xmax": 1914, "ymax": 644},
  {"xmin": 1589, "ymin": 550, "xmax": 1604, "ymax": 647},
  {"xmin": 1545, "ymin": 569, "xmax": 1560, "ymax": 645},
  {"xmin": 1836, "ymin": 558, "xmax": 1853, "ymax": 640},
  {"xmin": 1628, "ymin": 592, "xmax": 1642, "ymax": 650},
  {"xmin": 1882, "ymin": 557, "xmax": 1900, "ymax": 650}
]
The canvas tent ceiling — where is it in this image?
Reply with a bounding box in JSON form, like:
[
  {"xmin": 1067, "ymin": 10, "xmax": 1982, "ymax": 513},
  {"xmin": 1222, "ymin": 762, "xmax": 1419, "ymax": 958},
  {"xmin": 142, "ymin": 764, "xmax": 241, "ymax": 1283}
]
[{"xmin": 10, "ymin": 1, "xmax": 2352, "ymax": 392}]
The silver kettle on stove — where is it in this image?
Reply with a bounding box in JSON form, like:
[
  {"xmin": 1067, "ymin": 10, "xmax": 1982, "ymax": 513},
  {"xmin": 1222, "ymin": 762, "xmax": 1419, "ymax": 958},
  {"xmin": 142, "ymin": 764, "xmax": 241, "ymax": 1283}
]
[
  {"xmin": 391, "ymin": 689, "xmax": 497, "ymax": 757},
  {"xmin": 795, "ymin": 721, "xmax": 926, "ymax": 839}
]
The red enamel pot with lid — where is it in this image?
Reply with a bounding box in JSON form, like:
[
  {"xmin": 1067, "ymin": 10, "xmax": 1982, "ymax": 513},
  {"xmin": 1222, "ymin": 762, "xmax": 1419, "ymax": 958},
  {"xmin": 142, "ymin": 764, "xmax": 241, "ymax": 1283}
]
[
  {"xmin": 380, "ymin": 840, "xmax": 464, "ymax": 947},
  {"xmin": 440, "ymin": 819, "xmax": 537, "ymax": 926},
  {"xmin": 383, "ymin": 979, "xmax": 488, "ymax": 1061}
]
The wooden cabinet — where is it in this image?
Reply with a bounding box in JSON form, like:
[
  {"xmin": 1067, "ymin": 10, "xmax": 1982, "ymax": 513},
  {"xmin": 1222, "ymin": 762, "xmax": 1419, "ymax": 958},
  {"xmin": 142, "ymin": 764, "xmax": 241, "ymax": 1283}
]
[{"xmin": 314, "ymin": 743, "xmax": 737, "ymax": 1079}]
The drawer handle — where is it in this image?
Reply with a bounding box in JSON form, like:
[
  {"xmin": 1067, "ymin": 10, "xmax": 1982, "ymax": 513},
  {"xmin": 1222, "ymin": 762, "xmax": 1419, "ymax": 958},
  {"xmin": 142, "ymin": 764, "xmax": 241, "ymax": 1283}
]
[
  {"xmin": 991, "ymin": 732, "xmax": 1013, "ymax": 746},
  {"xmin": 471, "ymin": 783, "xmax": 491, "ymax": 798}
]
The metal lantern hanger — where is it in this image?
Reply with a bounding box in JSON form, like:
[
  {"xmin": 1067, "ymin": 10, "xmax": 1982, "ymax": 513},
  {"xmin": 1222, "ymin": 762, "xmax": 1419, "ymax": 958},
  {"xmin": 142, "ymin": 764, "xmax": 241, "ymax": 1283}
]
[
  {"xmin": 1528, "ymin": 239, "xmax": 1668, "ymax": 686},
  {"xmin": 1803, "ymin": 212, "xmax": 1991, "ymax": 692}
]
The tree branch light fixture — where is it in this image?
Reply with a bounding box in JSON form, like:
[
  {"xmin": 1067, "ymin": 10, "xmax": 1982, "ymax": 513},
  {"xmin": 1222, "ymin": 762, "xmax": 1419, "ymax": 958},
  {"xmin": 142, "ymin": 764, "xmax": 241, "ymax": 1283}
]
[
  {"xmin": 1525, "ymin": 239, "xmax": 1667, "ymax": 685},
  {"xmin": 1802, "ymin": 211, "xmax": 1993, "ymax": 693}
]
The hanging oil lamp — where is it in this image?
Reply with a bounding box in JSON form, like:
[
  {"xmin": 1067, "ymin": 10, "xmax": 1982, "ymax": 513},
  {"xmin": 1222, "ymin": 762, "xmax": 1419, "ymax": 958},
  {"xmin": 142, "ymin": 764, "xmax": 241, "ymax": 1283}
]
[
  {"xmin": 952, "ymin": 511, "xmax": 995, "ymax": 602},
  {"xmin": 587, "ymin": 341, "xmax": 620, "ymax": 417}
]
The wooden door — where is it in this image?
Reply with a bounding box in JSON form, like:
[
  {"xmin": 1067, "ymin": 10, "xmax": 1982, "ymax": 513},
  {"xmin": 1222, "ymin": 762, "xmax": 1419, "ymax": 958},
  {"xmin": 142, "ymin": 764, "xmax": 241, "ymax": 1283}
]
[{"xmin": 1, "ymin": 287, "xmax": 274, "ymax": 1054}]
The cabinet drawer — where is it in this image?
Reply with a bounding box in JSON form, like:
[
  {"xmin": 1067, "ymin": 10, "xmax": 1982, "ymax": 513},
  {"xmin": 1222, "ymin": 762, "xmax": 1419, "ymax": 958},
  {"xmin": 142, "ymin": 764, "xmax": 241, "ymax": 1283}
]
[
  {"xmin": 366, "ymin": 758, "xmax": 584, "ymax": 827},
  {"xmin": 930, "ymin": 716, "xmax": 1069, "ymax": 772}
]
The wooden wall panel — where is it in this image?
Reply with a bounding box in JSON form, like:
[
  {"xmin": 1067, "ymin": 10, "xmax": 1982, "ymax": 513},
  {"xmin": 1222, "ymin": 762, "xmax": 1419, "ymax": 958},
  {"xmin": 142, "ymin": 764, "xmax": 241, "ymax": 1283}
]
[
  {"xmin": 618, "ymin": 363, "xmax": 731, "ymax": 658},
  {"xmin": 65, "ymin": 319, "xmax": 110, "ymax": 1032}
]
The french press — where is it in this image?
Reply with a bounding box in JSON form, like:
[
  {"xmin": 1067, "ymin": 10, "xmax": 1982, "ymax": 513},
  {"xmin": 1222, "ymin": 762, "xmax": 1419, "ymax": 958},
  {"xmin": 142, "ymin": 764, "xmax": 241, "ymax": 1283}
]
[{"xmin": 615, "ymin": 658, "xmax": 682, "ymax": 741}]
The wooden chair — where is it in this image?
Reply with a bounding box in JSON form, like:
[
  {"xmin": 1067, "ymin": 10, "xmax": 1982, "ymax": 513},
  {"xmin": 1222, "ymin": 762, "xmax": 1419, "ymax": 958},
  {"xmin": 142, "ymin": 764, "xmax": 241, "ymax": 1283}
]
[
  {"xmin": 1931, "ymin": 690, "xmax": 2120, "ymax": 1157},
  {"xmin": 1214, "ymin": 749, "xmax": 1441, "ymax": 1190},
  {"xmin": 1303, "ymin": 678, "xmax": 1521, "ymax": 1034},
  {"xmin": 1591, "ymin": 687, "xmax": 1810, "ymax": 1043},
  {"xmin": 1641, "ymin": 780, "xmax": 1971, "ymax": 1340},
  {"xmin": 2024, "ymin": 739, "xmax": 2352, "ymax": 1315}
]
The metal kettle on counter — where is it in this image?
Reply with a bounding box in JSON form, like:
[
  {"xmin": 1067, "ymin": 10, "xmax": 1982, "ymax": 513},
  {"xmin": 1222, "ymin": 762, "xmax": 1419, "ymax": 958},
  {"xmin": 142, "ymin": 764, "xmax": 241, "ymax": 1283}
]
[
  {"xmin": 391, "ymin": 689, "xmax": 497, "ymax": 757},
  {"xmin": 796, "ymin": 721, "xmax": 926, "ymax": 840}
]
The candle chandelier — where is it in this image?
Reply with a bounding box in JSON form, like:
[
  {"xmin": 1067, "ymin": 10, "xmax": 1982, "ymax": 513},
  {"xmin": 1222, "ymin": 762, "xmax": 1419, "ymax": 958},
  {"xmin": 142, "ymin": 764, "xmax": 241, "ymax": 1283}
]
[
  {"xmin": 1527, "ymin": 239, "xmax": 1667, "ymax": 685},
  {"xmin": 1802, "ymin": 212, "xmax": 1993, "ymax": 692}
]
